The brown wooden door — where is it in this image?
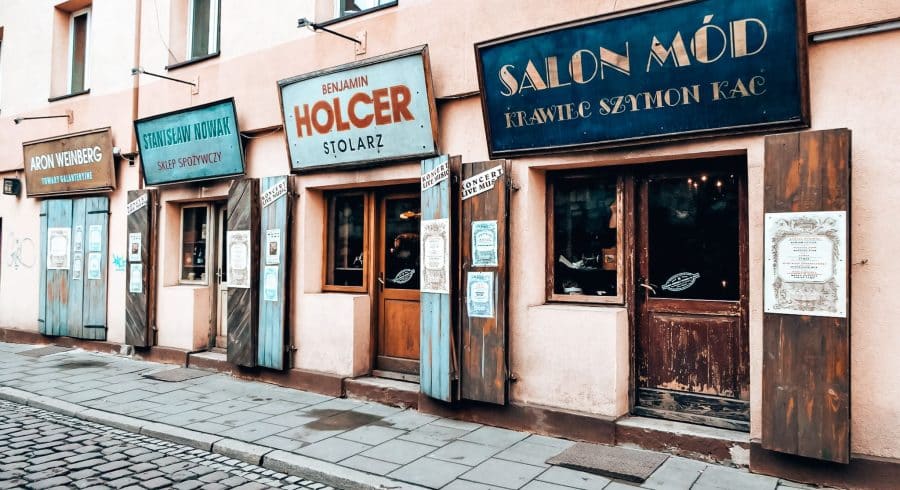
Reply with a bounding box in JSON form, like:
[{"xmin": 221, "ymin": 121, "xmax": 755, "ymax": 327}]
[
  {"xmin": 635, "ymin": 159, "xmax": 750, "ymax": 431},
  {"xmin": 376, "ymin": 192, "xmax": 421, "ymax": 375}
]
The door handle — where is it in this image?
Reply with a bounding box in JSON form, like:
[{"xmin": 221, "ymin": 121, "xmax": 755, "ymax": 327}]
[
  {"xmin": 639, "ymin": 282, "xmax": 657, "ymax": 295},
  {"xmin": 377, "ymin": 273, "xmax": 385, "ymax": 289}
]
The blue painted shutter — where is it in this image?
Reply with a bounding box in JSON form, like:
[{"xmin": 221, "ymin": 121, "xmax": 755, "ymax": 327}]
[
  {"xmin": 81, "ymin": 196, "xmax": 109, "ymax": 340},
  {"xmin": 67, "ymin": 198, "xmax": 87, "ymax": 339},
  {"xmin": 38, "ymin": 201, "xmax": 48, "ymax": 334},
  {"xmin": 45, "ymin": 199, "xmax": 73, "ymax": 337},
  {"xmin": 257, "ymin": 176, "xmax": 292, "ymax": 370}
]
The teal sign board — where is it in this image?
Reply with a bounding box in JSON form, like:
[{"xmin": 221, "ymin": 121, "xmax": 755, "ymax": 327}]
[
  {"xmin": 475, "ymin": 0, "xmax": 808, "ymax": 156},
  {"xmin": 135, "ymin": 99, "xmax": 245, "ymax": 185}
]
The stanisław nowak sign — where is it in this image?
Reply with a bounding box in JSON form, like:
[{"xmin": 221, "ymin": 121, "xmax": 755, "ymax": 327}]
[
  {"xmin": 475, "ymin": 0, "xmax": 809, "ymax": 156},
  {"xmin": 134, "ymin": 98, "xmax": 245, "ymax": 185},
  {"xmin": 278, "ymin": 46, "xmax": 439, "ymax": 172},
  {"xmin": 23, "ymin": 128, "xmax": 115, "ymax": 197}
]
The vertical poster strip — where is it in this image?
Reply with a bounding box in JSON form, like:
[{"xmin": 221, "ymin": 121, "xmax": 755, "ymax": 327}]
[{"xmin": 226, "ymin": 178, "xmax": 260, "ymax": 367}]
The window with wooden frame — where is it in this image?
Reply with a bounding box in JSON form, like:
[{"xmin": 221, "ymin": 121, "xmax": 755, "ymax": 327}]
[
  {"xmin": 324, "ymin": 191, "xmax": 370, "ymax": 292},
  {"xmin": 180, "ymin": 204, "xmax": 211, "ymax": 284},
  {"xmin": 68, "ymin": 8, "xmax": 90, "ymax": 94},
  {"xmin": 547, "ymin": 172, "xmax": 624, "ymax": 304}
]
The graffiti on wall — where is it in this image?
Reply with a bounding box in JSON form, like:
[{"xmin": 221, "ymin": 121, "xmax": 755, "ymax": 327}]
[{"xmin": 6, "ymin": 234, "xmax": 36, "ymax": 270}]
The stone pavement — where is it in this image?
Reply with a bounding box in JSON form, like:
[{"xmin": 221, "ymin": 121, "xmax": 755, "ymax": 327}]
[
  {"xmin": 0, "ymin": 342, "xmax": 825, "ymax": 489},
  {"xmin": 0, "ymin": 399, "xmax": 331, "ymax": 489}
]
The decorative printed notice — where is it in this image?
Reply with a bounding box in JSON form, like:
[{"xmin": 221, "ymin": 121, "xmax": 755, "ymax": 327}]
[
  {"xmin": 764, "ymin": 211, "xmax": 847, "ymax": 318},
  {"xmin": 265, "ymin": 229, "xmax": 281, "ymax": 265},
  {"xmin": 421, "ymin": 161, "xmax": 449, "ymax": 191},
  {"xmin": 461, "ymin": 165, "xmax": 504, "ymax": 200},
  {"xmin": 129, "ymin": 264, "xmax": 143, "ymax": 293},
  {"xmin": 472, "ymin": 220, "xmax": 498, "ymax": 267},
  {"xmin": 227, "ymin": 230, "xmax": 251, "ymax": 289},
  {"xmin": 74, "ymin": 226, "xmax": 84, "ymax": 252},
  {"xmin": 662, "ymin": 272, "xmax": 700, "ymax": 292},
  {"xmin": 47, "ymin": 227, "xmax": 71, "ymax": 270},
  {"xmin": 261, "ymin": 179, "xmax": 288, "ymax": 208},
  {"xmin": 88, "ymin": 225, "xmax": 102, "ymax": 252},
  {"xmin": 126, "ymin": 194, "xmax": 148, "ymax": 215},
  {"xmin": 264, "ymin": 265, "xmax": 279, "ymax": 302},
  {"xmin": 467, "ymin": 271, "xmax": 495, "ymax": 318},
  {"xmin": 421, "ymin": 218, "xmax": 450, "ymax": 294},
  {"xmin": 87, "ymin": 252, "xmax": 102, "ymax": 280},
  {"xmin": 128, "ymin": 233, "xmax": 142, "ymax": 262},
  {"xmin": 73, "ymin": 254, "xmax": 83, "ymax": 280}
]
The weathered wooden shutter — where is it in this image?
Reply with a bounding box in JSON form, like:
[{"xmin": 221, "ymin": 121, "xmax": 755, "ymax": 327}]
[
  {"xmin": 126, "ymin": 190, "xmax": 158, "ymax": 347},
  {"xmin": 227, "ymin": 178, "xmax": 260, "ymax": 367},
  {"xmin": 257, "ymin": 176, "xmax": 292, "ymax": 370},
  {"xmin": 762, "ymin": 129, "xmax": 851, "ymax": 463},
  {"xmin": 78, "ymin": 196, "xmax": 110, "ymax": 340},
  {"xmin": 38, "ymin": 201, "xmax": 50, "ymax": 335},
  {"xmin": 42, "ymin": 199, "xmax": 73, "ymax": 337},
  {"xmin": 420, "ymin": 155, "xmax": 460, "ymax": 402},
  {"xmin": 459, "ymin": 160, "xmax": 510, "ymax": 404}
]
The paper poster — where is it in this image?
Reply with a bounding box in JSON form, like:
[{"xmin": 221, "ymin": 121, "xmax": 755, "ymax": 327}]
[
  {"xmin": 88, "ymin": 225, "xmax": 102, "ymax": 252},
  {"xmin": 472, "ymin": 220, "xmax": 498, "ymax": 267},
  {"xmin": 266, "ymin": 229, "xmax": 281, "ymax": 265},
  {"xmin": 467, "ymin": 271, "xmax": 495, "ymax": 318},
  {"xmin": 264, "ymin": 265, "xmax": 279, "ymax": 302},
  {"xmin": 72, "ymin": 254, "xmax": 83, "ymax": 280},
  {"xmin": 764, "ymin": 211, "xmax": 847, "ymax": 318},
  {"xmin": 47, "ymin": 227, "xmax": 71, "ymax": 270},
  {"xmin": 261, "ymin": 179, "xmax": 288, "ymax": 208},
  {"xmin": 420, "ymin": 218, "xmax": 450, "ymax": 294},
  {"xmin": 87, "ymin": 252, "xmax": 102, "ymax": 280},
  {"xmin": 128, "ymin": 233, "xmax": 142, "ymax": 262},
  {"xmin": 126, "ymin": 193, "xmax": 148, "ymax": 215},
  {"xmin": 129, "ymin": 263, "xmax": 143, "ymax": 294},
  {"xmin": 227, "ymin": 230, "xmax": 251, "ymax": 289},
  {"xmin": 74, "ymin": 226, "xmax": 84, "ymax": 252},
  {"xmin": 461, "ymin": 165, "xmax": 504, "ymax": 200},
  {"xmin": 421, "ymin": 161, "xmax": 449, "ymax": 191}
]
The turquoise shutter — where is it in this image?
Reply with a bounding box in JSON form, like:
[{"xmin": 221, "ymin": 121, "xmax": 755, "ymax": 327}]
[
  {"xmin": 81, "ymin": 196, "xmax": 109, "ymax": 340},
  {"xmin": 257, "ymin": 176, "xmax": 292, "ymax": 370},
  {"xmin": 45, "ymin": 199, "xmax": 73, "ymax": 337}
]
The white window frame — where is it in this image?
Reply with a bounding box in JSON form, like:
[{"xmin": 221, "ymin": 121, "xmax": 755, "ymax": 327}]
[
  {"xmin": 179, "ymin": 204, "xmax": 212, "ymax": 286},
  {"xmin": 67, "ymin": 7, "xmax": 91, "ymax": 94},
  {"xmin": 334, "ymin": 0, "xmax": 394, "ymax": 19},
  {"xmin": 186, "ymin": 0, "xmax": 219, "ymax": 59}
]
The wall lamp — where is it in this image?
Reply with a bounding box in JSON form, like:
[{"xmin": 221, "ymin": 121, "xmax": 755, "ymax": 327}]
[
  {"xmin": 14, "ymin": 111, "xmax": 74, "ymax": 125},
  {"xmin": 297, "ymin": 17, "xmax": 362, "ymax": 45},
  {"xmin": 131, "ymin": 67, "xmax": 197, "ymax": 87}
]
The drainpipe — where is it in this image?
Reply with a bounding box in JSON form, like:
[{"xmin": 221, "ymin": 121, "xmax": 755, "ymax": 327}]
[{"xmin": 131, "ymin": 0, "xmax": 143, "ymax": 189}]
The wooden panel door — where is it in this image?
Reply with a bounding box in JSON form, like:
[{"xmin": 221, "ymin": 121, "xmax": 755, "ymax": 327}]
[
  {"xmin": 762, "ymin": 129, "xmax": 851, "ymax": 463},
  {"xmin": 126, "ymin": 189, "xmax": 158, "ymax": 347},
  {"xmin": 257, "ymin": 176, "xmax": 292, "ymax": 370},
  {"xmin": 80, "ymin": 196, "xmax": 110, "ymax": 340},
  {"xmin": 226, "ymin": 178, "xmax": 259, "ymax": 367},
  {"xmin": 377, "ymin": 191, "xmax": 421, "ymax": 376},
  {"xmin": 635, "ymin": 159, "xmax": 750, "ymax": 431}
]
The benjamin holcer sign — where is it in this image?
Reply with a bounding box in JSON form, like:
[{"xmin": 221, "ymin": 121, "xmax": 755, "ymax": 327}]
[
  {"xmin": 134, "ymin": 98, "xmax": 245, "ymax": 185},
  {"xmin": 475, "ymin": 0, "xmax": 809, "ymax": 156},
  {"xmin": 278, "ymin": 46, "xmax": 439, "ymax": 172}
]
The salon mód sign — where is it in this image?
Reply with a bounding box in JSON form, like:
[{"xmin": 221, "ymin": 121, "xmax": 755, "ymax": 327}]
[
  {"xmin": 476, "ymin": 0, "xmax": 808, "ymax": 156},
  {"xmin": 278, "ymin": 46, "xmax": 438, "ymax": 172}
]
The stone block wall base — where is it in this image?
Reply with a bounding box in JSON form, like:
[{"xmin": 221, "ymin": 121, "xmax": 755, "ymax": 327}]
[{"xmin": 750, "ymin": 443, "xmax": 900, "ymax": 490}]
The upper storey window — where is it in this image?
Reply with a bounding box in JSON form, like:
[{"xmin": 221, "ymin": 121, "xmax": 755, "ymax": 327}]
[
  {"xmin": 68, "ymin": 8, "xmax": 90, "ymax": 94},
  {"xmin": 187, "ymin": 0, "xmax": 219, "ymax": 60}
]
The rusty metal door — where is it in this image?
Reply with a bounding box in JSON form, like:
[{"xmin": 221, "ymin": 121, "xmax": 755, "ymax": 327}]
[{"xmin": 635, "ymin": 158, "xmax": 749, "ymax": 431}]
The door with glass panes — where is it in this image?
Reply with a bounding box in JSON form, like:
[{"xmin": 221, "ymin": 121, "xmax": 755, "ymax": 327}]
[{"xmin": 635, "ymin": 158, "xmax": 749, "ymax": 431}]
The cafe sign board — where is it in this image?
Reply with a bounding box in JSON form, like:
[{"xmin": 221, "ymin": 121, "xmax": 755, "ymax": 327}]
[
  {"xmin": 134, "ymin": 98, "xmax": 245, "ymax": 186},
  {"xmin": 23, "ymin": 128, "xmax": 115, "ymax": 197},
  {"xmin": 278, "ymin": 46, "xmax": 439, "ymax": 172},
  {"xmin": 475, "ymin": 0, "xmax": 809, "ymax": 157}
]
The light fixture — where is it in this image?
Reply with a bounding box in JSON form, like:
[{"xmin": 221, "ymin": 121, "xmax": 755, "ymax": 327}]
[
  {"xmin": 2, "ymin": 178, "xmax": 21, "ymax": 196},
  {"xmin": 297, "ymin": 17, "xmax": 362, "ymax": 45},
  {"xmin": 131, "ymin": 67, "xmax": 197, "ymax": 87},
  {"xmin": 14, "ymin": 112, "xmax": 73, "ymax": 125}
]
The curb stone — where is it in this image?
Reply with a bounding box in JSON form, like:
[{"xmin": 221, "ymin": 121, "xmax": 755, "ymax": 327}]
[
  {"xmin": 212, "ymin": 438, "xmax": 273, "ymax": 465},
  {"xmin": 263, "ymin": 450, "xmax": 429, "ymax": 490}
]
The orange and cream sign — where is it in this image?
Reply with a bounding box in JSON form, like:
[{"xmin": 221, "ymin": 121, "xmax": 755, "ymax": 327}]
[
  {"xmin": 278, "ymin": 47, "xmax": 438, "ymax": 172},
  {"xmin": 23, "ymin": 128, "xmax": 115, "ymax": 197}
]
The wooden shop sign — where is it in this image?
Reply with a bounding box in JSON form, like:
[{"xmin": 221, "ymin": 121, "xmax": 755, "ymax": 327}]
[{"xmin": 23, "ymin": 128, "xmax": 115, "ymax": 197}]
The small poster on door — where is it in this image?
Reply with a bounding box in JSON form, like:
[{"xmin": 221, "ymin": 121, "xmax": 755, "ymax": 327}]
[
  {"xmin": 128, "ymin": 233, "xmax": 142, "ymax": 262},
  {"xmin": 88, "ymin": 225, "xmax": 102, "ymax": 252},
  {"xmin": 265, "ymin": 229, "xmax": 281, "ymax": 265},
  {"xmin": 467, "ymin": 271, "xmax": 495, "ymax": 318},
  {"xmin": 74, "ymin": 226, "xmax": 84, "ymax": 252},
  {"xmin": 420, "ymin": 218, "xmax": 450, "ymax": 294},
  {"xmin": 264, "ymin": 265, "xmax": 279, "ymax": 301},
  {"xmin": 129, "ymin": 263, "xmax": 143, "ymax": 294},
  {"xmin": 227, "ymin": 230, "xmax": 251, "ymax": 289},
  {"xmin": 47, "ymin": 227, "xmax": 71, "ymax": 270},
  {"xmin": 472, "ymin": 220, "xmax": 498, "ymax": 267},
  {"xmin": 87, "ymin": 252, "xmax": 102, "ymax": 280},
  {"xmin": 72, "ymin": 254, "xmax": 83, "ymax": 280}
]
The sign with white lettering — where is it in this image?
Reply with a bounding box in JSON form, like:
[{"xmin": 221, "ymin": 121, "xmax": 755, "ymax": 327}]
[
  {"xmin": 475, "ymin": 0, "xmax": 808, "ymax": 156},
  {"xmin": 764, "ymin": 211, "xmax": 847, "ymax": 318},
  {"xmin": 278, "ymin": 46, "xmax": 438, "ymax": 172},
  {"xmin": 421, "ymin": 161, "xmax": 449, "ymax": 191},
  {"xmin": 461, "ymin": 165, "xmax": 504, "ymax": 200},
  {"xmin": 126, "ymin": 194, "xmax": 148, "ymax": 215},
  {"xmin": 23, "ymin": 128, "xmax": 115, "ymax": 197},
  {"xmin": 135, "ymin": 98, "xmax": 245, "ymax": 185}
]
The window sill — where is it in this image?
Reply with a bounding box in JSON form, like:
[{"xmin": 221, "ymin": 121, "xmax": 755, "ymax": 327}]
[
  {"xmin": 166, "ymin": 52, "xmax": 220, "ymax": 71},
  {"xmin": 48, "ymin": 89, "xmax": 90, "ymax": 103},
  {"xmin": 547, "ymin": 293, "xmax": 624, "ymax": 306},
  {"xmin": 323, "ymin": 285, "xmax": 368, "ymax": 294},
  {"xmin": 318, "ymin": 1, "xmax": 398, "ymax": 28}
]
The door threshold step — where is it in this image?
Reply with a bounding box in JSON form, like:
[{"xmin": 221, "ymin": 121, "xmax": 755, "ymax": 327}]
[
  {"xmin": 344, "ymin": 376, "xmax": 419, "ymax": 409},
  {"xmin": 617, "ymin": 416, "xmax": 750, "ymax": 443},
  {"xmin": 187, "ymin": 350, "xmax": 231, "ymax": 373},
  {"xmin": 616, "ymin": 416, "xmax": 751, "ymax": 466}
]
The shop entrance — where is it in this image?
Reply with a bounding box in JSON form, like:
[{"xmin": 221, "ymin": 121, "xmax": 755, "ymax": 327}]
[
  {"xmin": 214, "ymin": 205, "xmax": 228, "ymax": 350},
  {"xmin": 375, "ymin": 191, "xmax": 421, "ymax": 378},
  {"xmin": 635, "ymin": 158, "xmax": 749, "ymax": 431}
]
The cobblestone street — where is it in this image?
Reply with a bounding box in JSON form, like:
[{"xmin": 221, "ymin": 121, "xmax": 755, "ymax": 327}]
[{"xmin": 0, "ymin": 400, "xmax": 335, "ymax": 490}]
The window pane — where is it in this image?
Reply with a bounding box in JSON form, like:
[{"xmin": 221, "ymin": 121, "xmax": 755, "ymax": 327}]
[
  {"xmin": 182, "ymin": 207, "xmax": 208, "ymax": 282},
  {"xmin": 70, "ymin": 13, "xmax": 88, "ymax": 93},
  {"xmin": 647, "ymin": 171, "xmax": 739, "ymax": 300},
  {"xmin": 327, "ymin": 194, "xmax": 365, "ymax": 287},
  {"xmin": 553, "ymin": 176, "xmax": 619, "ymax": 297},
  {"xmin": 190, "ymin": 0, "xmax": 212, "ymax": 58},
  {"xmin": 340, "ymin": 0, "xmax": 391, "ymax": 15},
  {"xmin": 384, "ymin": 197, "xmax": 420, "ymax": 290}
]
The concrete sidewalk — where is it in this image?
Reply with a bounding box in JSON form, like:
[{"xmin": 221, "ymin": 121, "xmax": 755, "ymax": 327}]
[{"xmin": 0, "ymin": 342, "xmax": 815, "ymax": 490}]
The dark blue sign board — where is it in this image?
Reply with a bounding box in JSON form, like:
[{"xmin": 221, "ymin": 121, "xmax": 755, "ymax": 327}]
[
  {"xmin": 134, "ymin": 98, "xmax": 245, "ymax": 185},
  {"xmin": 475, "ymin": 0, "xmax": 809, "ymax": 157}
]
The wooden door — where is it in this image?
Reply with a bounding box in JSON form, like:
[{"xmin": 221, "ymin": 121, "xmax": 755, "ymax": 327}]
[
  {"xmin": 226, "ymin": 178, "xmax": 259, "ymax": 367},
  {"xmin": 376, "ymin": 191, "xmax": 421, "ymax": 376},
  {"xmin": 635, "ymin": 159, "xmax": 749, "ymax": 431},
  {"xmin": 125, "ymin": 189, "xmax": 158, "ymax": 348}
]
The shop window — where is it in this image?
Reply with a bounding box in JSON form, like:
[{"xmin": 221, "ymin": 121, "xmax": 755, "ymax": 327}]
[
  {"xmin": 68, "ymin": 8, "xmax": 90, "ymax": 94},
  {"xmin": 547, "ymin": 172, "xmax": 623, "ymax": 304},
  {"xmin": 324, "ymin": 192, "xmax": 368, "ymax": 291},
  {"xmin": 180, "ymin": 205, "xmax": 210, "ymax": 284},
  {"xmin": 187, "ymin": 0, "xmax": 219, "ymax": 60}
]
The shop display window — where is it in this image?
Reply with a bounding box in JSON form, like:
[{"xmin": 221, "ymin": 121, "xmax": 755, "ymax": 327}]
[
  {"xmin": 548, "ymin": 173, "xmax": 623, "ymax": 304},
  {"xmin": 325, "ymin": 192, "xmax": 368, "ymax": 291},
  {"xmin": 180, "ymin": 205, "xmax": 209, "ymax": 284}
]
